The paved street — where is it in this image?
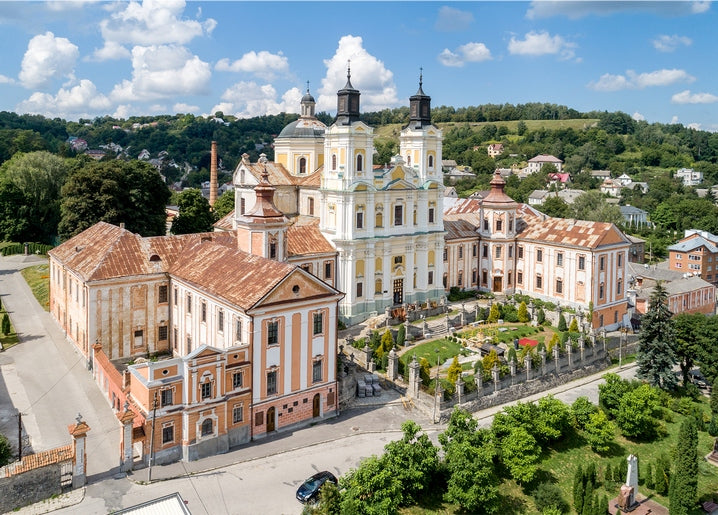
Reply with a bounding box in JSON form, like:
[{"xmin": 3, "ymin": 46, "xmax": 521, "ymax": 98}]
[{"xmin": 0, "ymin": 254, "xmax": 637, "ymax": 514}]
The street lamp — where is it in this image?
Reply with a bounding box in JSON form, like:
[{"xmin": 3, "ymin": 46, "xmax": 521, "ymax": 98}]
[{"xmin": 433, "ymin": 349, "xmax": 440, "ymax": 424}]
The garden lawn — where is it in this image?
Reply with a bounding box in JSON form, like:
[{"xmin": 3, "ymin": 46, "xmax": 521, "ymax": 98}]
[
  {"xmin": 399, "ymin": 337, "xmax": 465, "ymax": 369},
  {"xmin": 21, "ymin": 264, "xmax": 50, "ymax": 311}
]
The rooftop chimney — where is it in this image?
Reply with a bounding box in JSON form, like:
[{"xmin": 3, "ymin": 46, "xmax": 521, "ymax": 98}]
[{"xmin": 209, "ymin": 141, "xmax": 218, "ymax": 207}]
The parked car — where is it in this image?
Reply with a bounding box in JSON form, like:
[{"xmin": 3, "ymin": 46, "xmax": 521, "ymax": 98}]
[
  {"xmin": 296, "ymin": 470, "xmax": 337, "ymax": 504},
  {"xmin": 690, "ymin": 369, "xmax": 710, "ymax": 389}
]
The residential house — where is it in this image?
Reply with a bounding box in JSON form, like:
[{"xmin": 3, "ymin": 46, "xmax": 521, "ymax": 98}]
[
  {"xmin": 619, "ymin": 205, "xmax": 650, "ymax": 228},
  {"xmin": 675, "ymin": 167, "xmax": 703, "ymax": 187},
  {"xmin": 487, "ymin": 143, "xmax": 504, "ymax": 158},
  {"xmin": 526, "ymin": 154, "xmax": 563, "ymax": 174},
  {"xmin": 667, "ymin": 229, "xmax": 718, "ymax": 284}
]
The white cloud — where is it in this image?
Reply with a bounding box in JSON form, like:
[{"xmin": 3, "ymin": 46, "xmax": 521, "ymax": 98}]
[
  {"xmin": 0, "ymin": 75, "xmax": 14, "ymax": 84},
  {"xmin": 632, "ymin": 112, "xmax": 645, "ymax": 121},
  {"xmin": 215, "ymin": 50, "xmax": 290, "ymax": 81},
  {"xmin": 434, "ymin": 6, "xmax": 474, "ymax": 32},
  {"xmin": 19, "ymin": 32, "xmax": 79, "ymax": 90},
  {"xmin": 16, "ymin": 79, "xmax": 112, "ymax": 119},
  {"xmin": 439, "ymin": 42, "xmax": 492, "ymax": 67},
  {"xmin": 508, "ymin": 31, "xmax": 577, "ymax": 60},
  {"xmin": 109, "ymin": 45, "xmax": 211, "ymax": 102},
  {"xmin": 99, "ymin": 0, "xmax": 216, "ymax": 48},
  {"xmin": 527, "ymin": 1, "xmax": 711, "ymax": 19},
  {"xmin": 173, "ymin": 102, "xmax": 199, "ymax": 113},
  {"xmin": 87, "ymin": 41, "xmax": 132, "ymax": 62},
  {"xmin": 686, "ymin": 122, "xmax": 703, "ymax": 130},
  {"xmin": 317, "ymin": 35, "xmax": 399, "ymax": 113},
  {"xmin": 588, "ymin": 69, "xmax": 695, "ymax": 91},
  {"xmin": 671, "ymin": 116, "xmax": 680, "ymax": 124},
  {"xmin": 671, "ymin": 89, "xmax": 718, "ymax": 104},
  {"xmin": 216, "ymin": 82, "xmax": 301, "ymax": 118},
  {"xmin": 652, "ymin": 34, "xmax": 692, "ymax": 52}
]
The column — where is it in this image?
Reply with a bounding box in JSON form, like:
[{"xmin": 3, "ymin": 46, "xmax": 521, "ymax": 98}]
[
  {"xmin": 408, "ymin": 356, "xmax": 420, "ymax": 398},
  {"xmin": 387, "ymin": 348, "xmax": 398, "ymax": 381},
  {"xmin": 69, "ymin": 414, "xmax": 91, "ymax": 488},
  {"xmin": 118, "ymin": 403, "xmax": 135, "ymax": 472}
]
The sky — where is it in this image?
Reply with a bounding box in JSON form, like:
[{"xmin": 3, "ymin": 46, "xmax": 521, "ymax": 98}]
[{"xmin": 0, "ymin": 1, "xmax": 716, "ymax": 131}]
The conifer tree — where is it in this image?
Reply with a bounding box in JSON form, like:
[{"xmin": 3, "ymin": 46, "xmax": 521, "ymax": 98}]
[
  {"xmin": 669, "ymin": 418, "xmax": 698, "ymax": 515},
  {"xmin": 1, "ymin": 313, "xmax": 9, "ymax": 335},
  {"xmin": 569, "ymin": 318, "xmax": 579, "ymax": 332},
  {"xmin": 636, "ymin": 283, "xmax": 678, "ymax": 390},
  {"xmin": 487, "ymin": 303, "xmax": 500, "ymax": 323},
  {"xmin": 558, "ymin": 312, "xmax": 568, "ymax": 331},
  {"xmin": 396, "ymin": 324, "xmax": 406, "ymax": 347},
  {"xmin": 573, "ymin": 465, "xmax": 585, "ymax": 514},
  {"xmin": 517, "ymin": 301, "xmax": 530, "ymax": 323},
  {"xmin": 537, "ymin": 307, "xmax": 546, "ymax": 325},
  {"xmin": 644, "ymin": 462, "xmax": 654, "ymax": 489},
  {"xmin": 711, "ymin": 378, "xmax": 718, "ymax": 415},
  {"xmin": 447, "ymin": 356, "xmax": 462, "ymax": 385},
  {"xmin": 653, "ymin": 453, "xmax": 670, "ymax": 495}
]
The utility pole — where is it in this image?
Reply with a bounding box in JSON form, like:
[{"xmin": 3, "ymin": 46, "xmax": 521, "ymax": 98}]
[
  {"xmin": 148, "ymin": 391, "xmax": 158, "ymax": 483},
  {"xmin": 17, "ymin": 410, "xmax": 22, "ymax": 460}
]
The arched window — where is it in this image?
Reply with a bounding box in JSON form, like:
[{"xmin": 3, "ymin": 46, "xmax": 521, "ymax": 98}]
[
  {"xmin": 201, "ymin": 418, "xmax": 213, "ymax": 436},
  {"xmin": 428, "ymin": 155, "xmax": 434, "ymax": 168},
  {"xmin": 299, "ymin": 157, "xmax": 306, "ymax": 174},
  {"xmin": 332, "ymin": 154, "xmax": 337, "ymax": 170},
  {"xmin": 407, "ymin": 154, "xmax": 411, "ymax": 166},
  {"xmin": 356, "ymin": 154, "xmax": 363, "ymax": 172}
]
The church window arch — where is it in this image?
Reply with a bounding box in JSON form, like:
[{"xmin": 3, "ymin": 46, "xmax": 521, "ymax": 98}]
[
  {"xmin": 298, "ymin": 157, "xmax": 307, "ymax": 174},
  {"xmin": 406, "ymin": 154, "xmax": 411, "ymax": 166},
  {"xmin": 332, "ymin": 154, "xmax": 337, "ymax": 170},
  {"xmin": 428, "ymin": 155, "xmax": 434, "ymax": 169},
  {"xmin": 356, "ymin": 153, "xmax": 363, "ymax": 172},
  {"xmin": 375, "ymin": 279, "xmax": 382, "ymax": 295}
]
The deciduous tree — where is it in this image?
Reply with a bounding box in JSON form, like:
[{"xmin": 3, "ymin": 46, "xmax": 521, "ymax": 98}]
[
  {"xmin": 616, "ymin": 384, "xmax": 662, "ymax": 440},
  {"xmin": 584, "ymin": 410, "xmax": 615, "ymax": 453},
  {"xmin": 171, "ymin": 188, "xmax": 216, "ymax": 235}
]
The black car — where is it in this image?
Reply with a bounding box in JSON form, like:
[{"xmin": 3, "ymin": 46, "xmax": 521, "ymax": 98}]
[{"xmin": 296, "ymin": 470, "xmax": 337, "ymax": 504}]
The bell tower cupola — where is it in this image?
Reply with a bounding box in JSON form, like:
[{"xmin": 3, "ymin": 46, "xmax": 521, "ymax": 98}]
[
  {"xmin": 408, "ymin": 69, "xmax": 432, "ymax": 129},
  {"xmin": 335, "ymin": 62, "xmax": 361, "ymax": 126},
  {"xmin": 300, "ymin": 81, "xmax": 316, "ymax": 118}
]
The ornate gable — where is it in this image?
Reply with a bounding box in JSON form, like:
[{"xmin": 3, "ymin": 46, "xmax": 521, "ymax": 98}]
[{"xmin": 253, "ymin": 269, "xmax": 340, "ymax": 309}]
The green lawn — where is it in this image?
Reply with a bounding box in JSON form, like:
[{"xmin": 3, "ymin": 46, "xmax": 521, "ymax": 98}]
[
  {"xmin": 457, "ymin": 323, "xmax": 555, "ymax": 345},
  {"xmin": 20, "ymin": 264, "xmax": 50, "ymax": 311},
  {"xmin": 399, "ymin": 337, "xmax": 466, "ymax": 368},
  {"xmin": 0, "ymin": 312, "xmax": 18, "ymax": 350}
]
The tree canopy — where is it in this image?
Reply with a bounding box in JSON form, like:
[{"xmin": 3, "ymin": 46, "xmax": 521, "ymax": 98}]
[{"xmin": 636, "ymin": 282, "xmax": 678, "ymax": 390}]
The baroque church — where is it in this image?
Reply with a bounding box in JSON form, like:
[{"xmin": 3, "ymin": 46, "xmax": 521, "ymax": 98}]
[{"xmin": 47, "ymin": 67, "xmax": 632, "ymax": 465}]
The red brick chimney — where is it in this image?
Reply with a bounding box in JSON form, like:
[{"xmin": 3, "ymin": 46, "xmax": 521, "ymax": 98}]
[{"xmin": 210, "ymin": 141, "xmax": 218, "ymax": 207}]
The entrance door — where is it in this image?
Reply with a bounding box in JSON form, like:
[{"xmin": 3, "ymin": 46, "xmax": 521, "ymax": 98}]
[
  {"xmin": 266, "ymin": 407, "xmax": 276, "ymax": 432},
  {"xmin": 393, "ymin": 279, "xmax": 404, "ymax": 305},
  {"xmin": 312, "ymin": 394, "xmax": 321, "ymax": 418},
  {"xmin": 493, "ymin": 276, "xmax": 502, "ymax": 292}
]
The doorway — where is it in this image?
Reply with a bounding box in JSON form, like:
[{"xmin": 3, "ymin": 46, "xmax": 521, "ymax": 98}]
[
  {"xmin": 493, "ymin": 276, "xmax": 502, "ymax": 292},
  {"xmin": 266, "ymin": 407, "xmax": 276, "ymax": 432},
  {"xmin": 393, "ymin": 279, "xmax": 404, "ymax": 305},
  {"xmin": 312, "ymin": 394, "xmax": 321, "ymax": 418}
]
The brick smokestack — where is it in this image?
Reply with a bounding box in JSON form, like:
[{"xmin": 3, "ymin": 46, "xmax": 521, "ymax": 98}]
[{"xmin": 209, "ymin": 141, "xmax": 218, "ymax": 207}]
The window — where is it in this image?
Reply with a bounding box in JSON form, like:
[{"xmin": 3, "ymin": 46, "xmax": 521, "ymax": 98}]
[
  {"xmin": 174, "ymin": 287, "xmax": 178, "ymax": 305},
  {"xmin": 186, "ymin": 293, "xmax": 192, "ymax": 313},
  {"xmin": 556, "ymin": 253, "xmax": 564, "ymax": 266},
  {"xmin": 599, "ymin": 283, "xmax": 605, "ymax": 298},
  {"xmin": 201, "ymin": 381, "xmax": 212, "ymax": 400},
  {"xmin": 356, "ymin": 282, "xmax": 363, "ymax": 298},
  {"xmin": 676, "ymin": 263, "xmax": 682, "ymax": 268},
  {"xmin": 240, "ymin": 197, "xmax": 246, "ymax": 215},
  {"xmin": 407, "ymin": 154, "xmax": 411, "ymax": 166},
  {"xmin": 518, "ymin": 246, "xmax": 524, "ymax": 259},
  {"xmin": 600, "ymin": 256, "xmax": 605, "ymax": 271},
  {"xmin": 356, "ymin": 211, "xmax": 364, "ymax": 229},
  {"xmin": 428, "ymin": 271, "xmax": 434, "ymax": 285},
  {"xmin": 201, "ymin": 418, "xmax": 213, "ymax": 436},
  {"xmin": 472, "ymin": 244, "xmax": 477, "ymax": 257},
  {"xmin": 218, "ymin": 309, "xmax": 224, "ymax": 332},
  {"xmin": 201, "ymin": 301, "xmax": 207, "ymax": 323},
  {"xmin": 308, "ymin": 197, "xmax": 314, "ymax": 216},
  {"xmin": 509, "ymin": 218, "xmax": 514, "ymax": 231},
  {"xmin": 443, "ymin": 274, "xmax": 448, "ymax": 288},
  {"xmin": 495, "ymin": 246, "xmax": 502, "ymax": 258},
  {"xmin": 158, "ymin": 325, "xmax": 168, "ymax": 341},
  {"xmin": 160, "ymin": 388, "xmax": 173, "ymax": 407},
  {"xmin": 162, "ymin": 425, "xmax": 174, "ymax": 444},
  {"xmin": 270, "ymin": 242, "xmax": 277, "ymax": 259},
  {"xmin": 556, "ymin": 278, "xmax": 563, "ymax": 294},
  {"xmin": 394, "ymin": 205, "xmax": 403, "ymax": 226},
  {"xmin": 158, "ymin": 285, "xmax": 168, "ymax": 304},
  {"xmin": 332, "ymin": 154, "xmax": 337, "ymax": 170},
  {"xmin": 517, "ymin": 271, "xmax": 523, "ymax": 284},
  {"xmin": 267, "ymin": 320, "xmax": 278, "ymax": 345},
  {"xmin": 313, "ymin": 360, "xmax": 322, "ymax": 383},
  {"xmin": 375, "ymin": 211, "xmax": 383, "ymax": 228},
  {"xmin": 232, "ymin": 371, "xmax": 243, "ymax": 389},
  {"xmin": 617, "ymin": 279, "xmax": 623, "ymax": 295},
  {"xmin": 134, "ymin": 330, "xmax": 144, "ymax": 347},
  {"xmin": 443, "ymin": 248, "xmax": 448, "ymax": 261},
  {"xmin": 428, "ymin": 155, "xmax": 434, "ymax": 168},
  {"xmin": 233, "ymin": 404, "xmax": 243, "ymax": 424},
  {"xmin": 578, "ymin": 255, "xmax": 585, "ymax": 270},
  {"xmin": 313, "ymin": 312, "xmax": 323, "ymax": 335},
  {"xmin": 356, "ymin": 153, "xmax": 363, "ymax": 172},
  {"xmin": 482, "ymin": 270, "xmax": 488, "ymax": 285},
  {"xmin": 299, "ymin": 157, "xmax": 306, "ymax": 174},
  {"xmin": 325, "ymin": 262, "xmax": 332, "ymax": 279},
  {"xmin": 483, "ymin": 218, "xmax": 489, "ymax": 231},
  {"xmin": 536, "ymin": 249, "xmax": 543, "ymax": 262},
  {"xmin": 472, "ymin": 269, "xmax": 477, "ymax": 284},
  {"xmin": 496, "ymin": 219, "xmax": 503, "ymax": 231},
  {"xmin": 458, "ymin": 247, "xmax": 463, "ymax": 259},
  {"xmin": 267, "ymin": 371, "xmax": 277, "ymax": 395},
  {"xmin": 676, "ymin": 254, "xmax": 682, "ymax": 259},
  {"xmin": 235, "ymin": 319, "xmax": 242, "ymax": 342},
  {"xmin": 689, "ymin": 254, "xmax": 700, "ymax": 261},
  {"xmin": 458, "ymin": 271, "xmax": 463, "ymax": 287},
  {"xmin": 617, "ymin": 253, "xmax": 623, "ymax": 267},
  {"xmin": 536, "ymin": 275, "xmax": 543, "ymax": 289},
  {"xmin": 428, "ymin": 208, "xmax": 435, "ymax": 223},
  {"xmin": 509, "ymin": 246, "xmax": 513, "ymax": 258},
  {"xmin": 482, "ymin": 245, "xmax": 488, "ymax": 258}
]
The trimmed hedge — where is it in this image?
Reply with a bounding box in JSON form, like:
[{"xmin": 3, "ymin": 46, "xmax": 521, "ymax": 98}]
[{"xmin": 1, "ymin": 242, "xmax": 54, "ymax": 256}]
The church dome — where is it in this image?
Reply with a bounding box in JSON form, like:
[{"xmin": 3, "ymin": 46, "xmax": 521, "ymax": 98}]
[
  {"xmin": 277, "ymin": 117, "xmax": 326, "ymax": 139},
  {"xmin": 301, "ymin": 90, "xmax": 315, "ymax": 103}
]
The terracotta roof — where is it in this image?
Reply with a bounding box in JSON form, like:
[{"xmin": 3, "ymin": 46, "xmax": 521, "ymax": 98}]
[
  {"xmin": 483, "ymin": 170, "xmax": 518, "ymax": 208},
  {"xmin": 517, "ymin": 217, "xmax": 629, "ymax": 249},
  {"xmin": 170, "ymin": 239, "xmax": 295, "ymax": 310},
  {"xmin": 3, "ymin": 445, "xmax": 74, "ymax": 477},
  {"xmin": 444, "ymin": 219, "xmax": 478, "ymax": 240},
  {"xmin": 244, "ymin": 162, "xmax": 296, "ymax": 186},
  {"xmin": 287, "ymin": 223, "xmax": 335, "ymax": 256},
  {"xmin": 214, "ymin": 210, "xmax": 235, "ymax": 231},
  {"xmin": 444, "ymin": 198, "xmax": 482, "ymax": 215},
  {"xmin": 50, "ymin": 222, "xmax": 237, "ymax": 281},
  {"xmin": 296, "ymin": 168, "xmax": 322, "ymax": 187}
]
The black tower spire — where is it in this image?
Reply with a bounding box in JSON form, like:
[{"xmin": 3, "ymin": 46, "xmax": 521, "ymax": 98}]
[
  {"xmin": 336, "ymin": 60, "xmax": 361, "ymax": 125},
  {"xmin": 408, "ymin": 68, "xmax": 431, "ymax": 129}
]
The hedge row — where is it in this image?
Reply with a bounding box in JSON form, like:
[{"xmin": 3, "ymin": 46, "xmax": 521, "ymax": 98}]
[{"xmin": 1, "ymin": 242, "xmax": 54, "ymax": 256}]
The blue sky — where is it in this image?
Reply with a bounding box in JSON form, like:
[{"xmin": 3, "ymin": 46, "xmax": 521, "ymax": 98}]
[{"xmin": 0, "ymin": 1, "xmax": 716, "ymax": 131}]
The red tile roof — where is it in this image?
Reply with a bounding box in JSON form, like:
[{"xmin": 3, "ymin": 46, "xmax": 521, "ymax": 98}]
[
  {"xmin": 444, "ymin": 219, "xmax": 478, "ymax": 240},
  {"xmin": 287, "ymin": 223, "xmax": 335, "ymax": 256},
  {"xmin": 3, "ymin": 445, "xmax": 74, "ymax": 477},
  {"xmin": 517, "ymin": 217, "xmax": 629, "ymax": 249}
]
